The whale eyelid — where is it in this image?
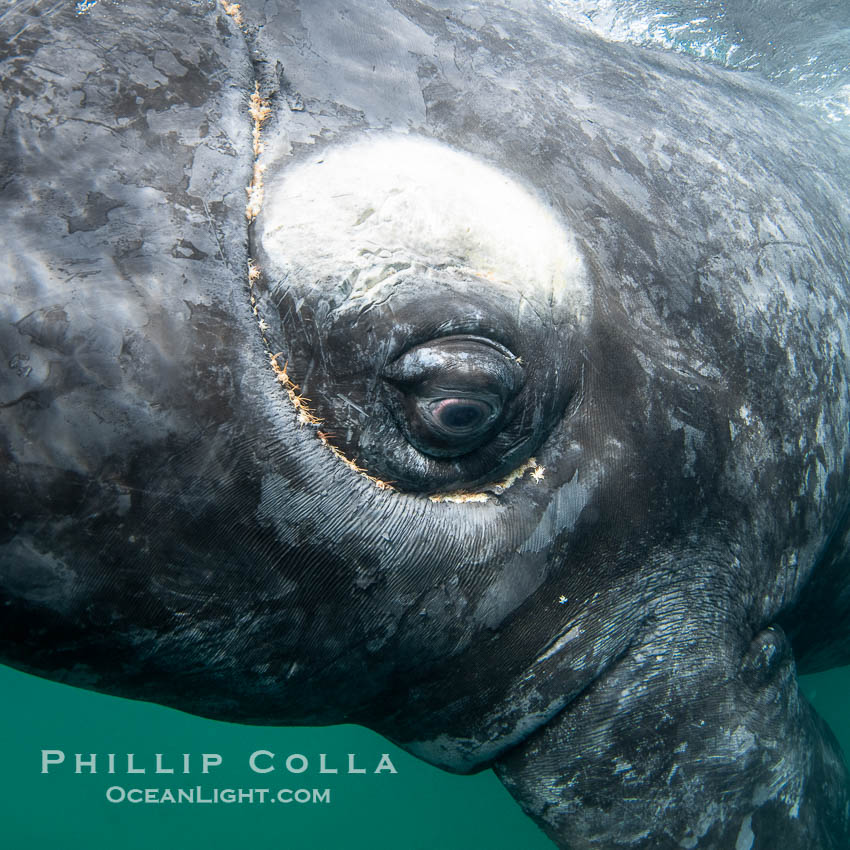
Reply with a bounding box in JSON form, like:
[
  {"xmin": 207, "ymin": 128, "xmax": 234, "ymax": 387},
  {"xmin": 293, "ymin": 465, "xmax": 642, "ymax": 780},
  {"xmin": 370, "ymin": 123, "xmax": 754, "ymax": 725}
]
[{"xmin": 427, "ymin": 333, "xmax": 518, "ymax": 360}]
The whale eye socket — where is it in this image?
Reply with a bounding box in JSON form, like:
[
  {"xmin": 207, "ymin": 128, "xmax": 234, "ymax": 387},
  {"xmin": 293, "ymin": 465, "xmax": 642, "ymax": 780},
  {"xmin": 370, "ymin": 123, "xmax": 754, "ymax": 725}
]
[{"xmin": 383, "ymin": 336, "xmax": 524, "ymax": 458}]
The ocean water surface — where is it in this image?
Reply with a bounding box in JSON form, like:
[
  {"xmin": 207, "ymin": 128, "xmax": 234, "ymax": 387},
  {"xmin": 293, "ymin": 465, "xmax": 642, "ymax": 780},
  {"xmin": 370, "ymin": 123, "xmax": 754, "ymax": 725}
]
[
  {"xmin": 551, "ymin": 0, "xmax": 850, "ymax": 125},
  {"xmin": 2, "ymin": 664, "xmax": 848, "ymax": 848}
]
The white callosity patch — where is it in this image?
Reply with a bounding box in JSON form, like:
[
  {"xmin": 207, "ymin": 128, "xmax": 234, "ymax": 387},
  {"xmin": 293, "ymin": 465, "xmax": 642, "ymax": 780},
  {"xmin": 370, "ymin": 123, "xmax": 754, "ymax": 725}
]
[{"xmin": 260, "ymin": 135, "xmax": 591, "ymax": 327}]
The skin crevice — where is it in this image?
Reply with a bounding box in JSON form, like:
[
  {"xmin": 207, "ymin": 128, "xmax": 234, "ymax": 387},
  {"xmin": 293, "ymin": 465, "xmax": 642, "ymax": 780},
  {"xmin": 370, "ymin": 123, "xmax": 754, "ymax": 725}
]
[{"xmin": 429, "ymin": 457, "xmax": 546, "ymax": 503}]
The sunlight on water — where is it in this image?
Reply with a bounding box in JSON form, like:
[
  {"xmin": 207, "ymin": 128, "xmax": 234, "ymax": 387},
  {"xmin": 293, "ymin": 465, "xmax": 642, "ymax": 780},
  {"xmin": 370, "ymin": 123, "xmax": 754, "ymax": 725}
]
[{"xmin": 549, "ymin": 0, "xmax": 850, "ymax": 127}]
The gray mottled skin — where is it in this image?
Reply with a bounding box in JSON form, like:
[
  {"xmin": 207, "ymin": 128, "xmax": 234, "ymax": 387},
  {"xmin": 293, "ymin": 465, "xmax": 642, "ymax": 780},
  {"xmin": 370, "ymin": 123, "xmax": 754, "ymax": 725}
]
[{"xmin": 1, "ymin": 1, "xmax": 849, "ymax": 848}]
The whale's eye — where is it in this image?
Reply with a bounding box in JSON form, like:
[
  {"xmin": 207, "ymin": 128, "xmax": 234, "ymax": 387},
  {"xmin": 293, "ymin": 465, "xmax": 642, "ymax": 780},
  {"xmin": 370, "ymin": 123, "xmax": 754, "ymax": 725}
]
[
  {"xmin": 383, "ymin": 336, "xmax": 524, "ymax": 458},
  {"xmin": 414, "ymin": 392, "xmax": 502, "ymax": 454},
  {"xmin": 431, "ymin": 398, "xmax": 493, "ymax": 433}
]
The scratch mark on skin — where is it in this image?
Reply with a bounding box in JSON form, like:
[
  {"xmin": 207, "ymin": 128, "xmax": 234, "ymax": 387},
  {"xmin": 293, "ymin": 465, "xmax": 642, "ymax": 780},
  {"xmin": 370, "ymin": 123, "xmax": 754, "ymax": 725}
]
[
  {"xmin": 202, "ymin": 199, "xmax": 226, "ymax": 263},
  {"xmin": 337, "ymin": 394, "xmax": 370, "ymax": 419},
  {"xmin": 534, "ymin": 623, "xmax": 582, "ymax": 665}
]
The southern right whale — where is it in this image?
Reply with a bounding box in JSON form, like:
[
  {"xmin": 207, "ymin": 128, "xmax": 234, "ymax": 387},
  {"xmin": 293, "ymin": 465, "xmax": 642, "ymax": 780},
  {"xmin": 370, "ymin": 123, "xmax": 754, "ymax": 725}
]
[{"xmin": 1, "ymin": 1, "xmax": 849, "ymax": 847}]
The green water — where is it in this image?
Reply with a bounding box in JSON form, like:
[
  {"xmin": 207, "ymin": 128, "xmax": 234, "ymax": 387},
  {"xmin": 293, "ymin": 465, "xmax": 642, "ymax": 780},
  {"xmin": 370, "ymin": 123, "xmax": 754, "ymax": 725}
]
[{"xmin": 1, "ymin": 665, "xmax": 848, "ymax": 849}]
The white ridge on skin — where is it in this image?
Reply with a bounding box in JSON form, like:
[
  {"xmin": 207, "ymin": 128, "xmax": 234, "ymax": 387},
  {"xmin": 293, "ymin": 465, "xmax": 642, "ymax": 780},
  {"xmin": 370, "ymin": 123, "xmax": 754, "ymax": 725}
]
[{"xmin": 260, "ymin": 134, "xmax": 592, "ymax": 325}]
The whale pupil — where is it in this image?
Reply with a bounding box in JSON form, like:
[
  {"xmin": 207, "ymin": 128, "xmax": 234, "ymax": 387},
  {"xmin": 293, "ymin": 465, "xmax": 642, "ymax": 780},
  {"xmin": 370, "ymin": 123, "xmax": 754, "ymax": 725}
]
[
  {"xmin": 444, "ymin": 404, "xmax": 479, "ymax": 428},
  {"xmin": 432, "ymin": 399, "xmax": 489, "ymax": 433}
]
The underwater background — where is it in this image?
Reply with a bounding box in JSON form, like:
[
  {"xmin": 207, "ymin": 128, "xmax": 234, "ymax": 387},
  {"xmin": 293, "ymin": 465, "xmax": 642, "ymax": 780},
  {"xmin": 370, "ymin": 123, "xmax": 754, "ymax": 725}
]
[
  {"xmin": 1, "ymin": 664, "xmax": 849, "ymax": 848},
  {"xmin": 3, "ymin": 1, "xmax": 849, "ymax": 847}
]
